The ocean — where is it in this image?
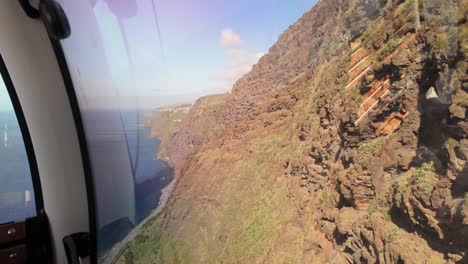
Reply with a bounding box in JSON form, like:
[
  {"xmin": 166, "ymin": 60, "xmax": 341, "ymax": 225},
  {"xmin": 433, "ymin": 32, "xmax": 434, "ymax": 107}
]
[
  {"xmin": 82, "ymin": 110, "xmax": 174, "ymax": 255},
  {"xmin": 122, "ymin": 110, "xmax": 174, "ymax": 222},
  {"xmin": 0, "ymin": 111, "xmax": 36, "ymax": 223},
  {"xmin": 0, "ymin": 109, "xmax": 173, "ymax": 257}
]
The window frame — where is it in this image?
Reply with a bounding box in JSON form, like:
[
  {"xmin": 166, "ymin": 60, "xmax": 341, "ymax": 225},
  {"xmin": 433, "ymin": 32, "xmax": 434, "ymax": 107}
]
[
  {"xmin": 0, "ymin": 52, "xmax": 44, "ymax": 222},
  {"xmin": 49, "ymin": 40, "xmax": 98, "ymax": 263}
]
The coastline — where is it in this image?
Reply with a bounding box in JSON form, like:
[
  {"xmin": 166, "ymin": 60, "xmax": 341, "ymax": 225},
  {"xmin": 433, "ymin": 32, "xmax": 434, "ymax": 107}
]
[{"xmin": 99, "ymin": 178, "xmax": 176, "ymax": 264}]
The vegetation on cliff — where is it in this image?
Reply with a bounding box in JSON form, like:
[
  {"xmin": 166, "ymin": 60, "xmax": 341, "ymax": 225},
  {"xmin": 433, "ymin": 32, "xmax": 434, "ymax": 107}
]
[{"xmin": 119, "ymin": 0, "xmax": 467, "ymax": 263}]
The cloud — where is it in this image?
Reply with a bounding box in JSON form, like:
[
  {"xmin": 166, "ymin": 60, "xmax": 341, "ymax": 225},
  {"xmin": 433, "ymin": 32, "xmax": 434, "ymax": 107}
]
[
  {"xmin": 212, "ymin": 49, "xmax": 264, "ymax": 82},
  {"xmin": 212, "ymin": 29, "xmax": 264, "ymax": 88},
  {"xmin": 219, "ymin": 28, "xmax": 243, "ymax": 48}
]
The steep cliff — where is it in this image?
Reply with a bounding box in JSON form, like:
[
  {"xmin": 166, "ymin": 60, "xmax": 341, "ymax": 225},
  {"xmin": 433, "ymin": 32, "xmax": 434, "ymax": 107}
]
[
  {"xmin": 120, "ymin": 0, "xmax": 467, "ymax": 263},
  {"xmin": 149, "ymin": 94, "xmax": 228, "ymax": 171}
]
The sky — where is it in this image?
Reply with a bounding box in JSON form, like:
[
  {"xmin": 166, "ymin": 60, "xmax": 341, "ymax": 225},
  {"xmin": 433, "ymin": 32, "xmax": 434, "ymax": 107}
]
[
  {"xmin": 0, "ymin": 75, "xmax": 13, "ymax": 111},
  {"xmin": 150, "ymin": 0, "xmax": 316, "ymax": 96},
  {"xmin": 25, "ymin": 0, "xmax": 318, "ymax": 110}
]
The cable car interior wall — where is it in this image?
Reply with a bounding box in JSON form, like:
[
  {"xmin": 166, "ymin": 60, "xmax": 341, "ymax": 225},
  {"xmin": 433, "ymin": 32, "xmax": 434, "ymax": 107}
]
[{"xmin": 0, "ymin": 0, "xmax": 466, "ymax": 263}]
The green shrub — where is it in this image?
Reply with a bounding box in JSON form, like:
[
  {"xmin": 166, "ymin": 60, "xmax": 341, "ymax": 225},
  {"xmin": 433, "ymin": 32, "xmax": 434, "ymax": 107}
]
[
  {"xmin": 386, "ymin": 227, "xmax": 400, "ymax": 245},
  {"xmin": 119, "ymin": 211, "xmax": 192, "ymax": 264},
  {"xmin": 339, "ymin": 83, "xmax": 347, "ymax": 93},
  {"xmin": 358, "ymin": 138, "xmax": 385, "ymax": 156},
  {"xmin": 367, "ymin": 194, "xmax": 386, "ymax": 216},
  {"xmin": 434, "ymin": 32, "xmax": 450, "ymax": 52},
  {"xmin": 392, "ymin": 162, "xmax": 439, "ymax": 205},
  {"xmin": 322, "ymin": 191, "xmax": 333, "ymax": 208},
  {"xmin": 376, "ymin": 36, "xmax": 402, "ymax": 60},
  {"xmin": 446, "ymin": 137, "xmax": 458, "ymax": 147},
  {"xmin": 314, "ymin": 247, "xmax": 322, "ymax": 255},
  {"xmin": 361, "ymin": 20, "xmax": 385, "ymax": 50},
  {"xmin": 367, "ymin": 200, "xmax": 379, "ymax": 216},
  {"xmin": 463, "ymin": 193, "xmax": 468, "ymax": 209},
  {"xmin": 455, "ymin": 60, "xmax": 465, "ymax": 70}
]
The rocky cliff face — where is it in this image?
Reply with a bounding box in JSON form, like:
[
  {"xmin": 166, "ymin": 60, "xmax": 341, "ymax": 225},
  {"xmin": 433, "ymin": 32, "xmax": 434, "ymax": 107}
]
[
  {"xmin": 121, "ymin": 0, "xmax": 467, "ymax": 263},
  {"xmin": 149, "ymin": 94, "xmax": 228, "ymax": 171}
]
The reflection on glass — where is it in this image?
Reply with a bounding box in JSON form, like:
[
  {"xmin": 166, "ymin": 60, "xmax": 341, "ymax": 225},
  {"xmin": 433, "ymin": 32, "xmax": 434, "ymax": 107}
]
[
  {"xmin": 58, "ymin": 0, "xmax": 176, "ymax": 258},
  {"xmin": 0, "ymin": 71, "xmax": 36, "ymax": 223},
  {"xmin": 59, "ymin": 0, "xmax": 467, "ymax": 263}
]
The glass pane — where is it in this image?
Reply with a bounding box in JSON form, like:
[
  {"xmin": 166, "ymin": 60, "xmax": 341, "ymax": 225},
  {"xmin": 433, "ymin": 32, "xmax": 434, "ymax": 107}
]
[
  {"xmin": 0, "ymin": 68, "xmax": 36, "ymax": 223},
  {"xmin": 58, "ymin": 0, "xmax": 467, "ymax": 263}
]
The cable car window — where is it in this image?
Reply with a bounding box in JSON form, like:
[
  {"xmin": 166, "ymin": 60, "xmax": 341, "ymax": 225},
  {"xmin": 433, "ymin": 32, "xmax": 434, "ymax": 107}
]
[
  {"xmin": 56, "ymin": 0, "xmax": 466, "ymax": 263},
  {"xmin": 0, "ymin": 62, "xmax": 36, "ymax": 224}
]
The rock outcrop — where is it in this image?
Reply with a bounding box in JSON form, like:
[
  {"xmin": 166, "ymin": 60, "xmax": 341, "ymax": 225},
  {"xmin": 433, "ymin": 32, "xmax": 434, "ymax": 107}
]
[{"xmin": 120, "ymin": 0, "xmax": 467, "ymax": 263}]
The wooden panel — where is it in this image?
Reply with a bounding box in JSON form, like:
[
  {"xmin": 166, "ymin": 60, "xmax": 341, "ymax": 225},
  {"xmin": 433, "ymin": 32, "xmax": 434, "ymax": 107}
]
[
  {"xmin": 348, "ymin": 57, "xmax": 370, "ymax": 80},
  {"xmin": 0, "ymin": 245, "xmax": 27, "ymax": 264},
  {"xmin": 359, "ymin": 80, "xmax": 391, "ymax": 114},
  {"xmin": 350, "ymin": 47, "xmax": 369, "ymax": 67},
  {"xmin": 0, "ymin": 222, "xmax": 26, "ymax": 244},
  {"xmin": 375, "ymin": 115, "xmax": 394, "ymax": 134},
  {"xmin": 382, "ymin": 111, "xmax": 410, "ymax": 134},
  {"xmin": 344, "ymin": 66, "xmax": 371, "ymax": 93},
  {"xmin": 361, "ymin": 76, "xmax": 389, "ymax": 103},
  {"xmin": 375, "ymin": 110, "xmax": 410, "ymax": 135}
]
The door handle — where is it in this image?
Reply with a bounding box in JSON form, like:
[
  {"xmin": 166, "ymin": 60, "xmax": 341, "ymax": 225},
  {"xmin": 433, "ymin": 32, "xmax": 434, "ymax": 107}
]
[
  {"xmin": 17, "ymin": 0, "xmax": 71, "ymax": 40},
  {"xmin": 63, "ymin": 232, "xmax": 89, "ymax": 264},
  {"xmin": 17, "ymin": 0, "xmax": 40, "ymax": 18},
  {"xmin": 38, "ymin": 0, "xmax": 71, "ymax": 40}
]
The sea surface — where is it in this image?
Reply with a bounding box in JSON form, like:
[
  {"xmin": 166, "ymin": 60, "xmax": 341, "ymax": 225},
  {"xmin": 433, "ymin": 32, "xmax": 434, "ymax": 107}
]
[
  {"xmin": 122, "ymin": 110, "xmax": 174, "ymax": 222},
  {"xmin": 0, "ymin": 109, "xmax": 173, "ymax": 257},
  {"xmin": 0, "ymin": 111, "xmax": 36, "ymax": 223},
  {"xmin": 83, "ymin": 110, "xmax": 174, "ymax": 256}
]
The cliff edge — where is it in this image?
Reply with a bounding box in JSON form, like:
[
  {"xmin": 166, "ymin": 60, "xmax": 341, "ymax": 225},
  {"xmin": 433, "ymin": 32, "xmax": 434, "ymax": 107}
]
[{"xmin": 120, "ymin": 0, "xmax": 467, "ymax": 263}]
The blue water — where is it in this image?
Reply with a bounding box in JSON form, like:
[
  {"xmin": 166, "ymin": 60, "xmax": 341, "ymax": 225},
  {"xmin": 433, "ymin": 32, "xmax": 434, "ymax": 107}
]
[
  {"xmin": 0, "ymin": 111, "xmax": 36, "ymax": 223},
  {"xmin": 123, "ymin": 111, "xmax": 170, "ymax": 184},
  {"xmin": 0, "ymin": 109, "xmax": 172, "ymax": 255},
  {"xmin": 82, "ymin": 110, "xmax": 174, "ymax": 256},
  {"xmin": 122, "ymin": 110, "xmax": 174, "ymax": 222}
]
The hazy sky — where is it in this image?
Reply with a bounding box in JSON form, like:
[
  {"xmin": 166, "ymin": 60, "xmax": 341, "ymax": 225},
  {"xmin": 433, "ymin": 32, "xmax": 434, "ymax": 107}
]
[
  {"xmin": 48, "ymin": 0, "xmax": 317, "ymax": 109},
  {"xmin": 149, "ymin": 0, "xmax": 316, "ymax": 95},
  {"xmin": 0, "ymin": 75, "xmax": 13, "ymax": 111}
]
